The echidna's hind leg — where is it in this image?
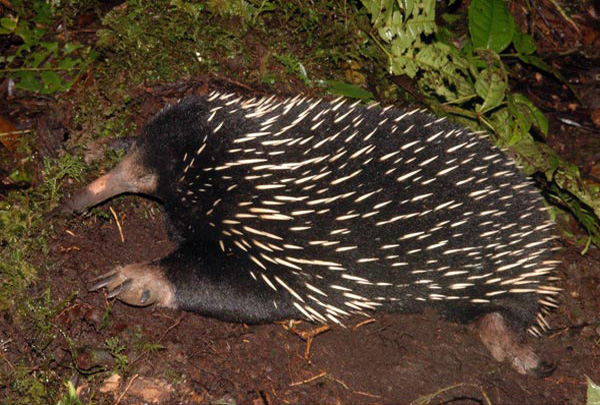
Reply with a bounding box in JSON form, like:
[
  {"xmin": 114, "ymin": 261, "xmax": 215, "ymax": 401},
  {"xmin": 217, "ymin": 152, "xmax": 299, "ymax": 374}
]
[{"xmin": 475, "ymin": 312, "xmax": 554, "ymax": 376}]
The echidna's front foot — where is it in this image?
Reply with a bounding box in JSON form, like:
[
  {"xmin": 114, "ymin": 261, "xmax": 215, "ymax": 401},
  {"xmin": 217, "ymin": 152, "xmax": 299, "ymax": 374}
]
[{"xmin": 91, "ymin": 263, "xmax": 176, "ymax": 308}]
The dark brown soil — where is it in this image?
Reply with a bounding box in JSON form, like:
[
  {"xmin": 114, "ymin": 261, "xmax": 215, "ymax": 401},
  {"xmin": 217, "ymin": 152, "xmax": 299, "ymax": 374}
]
[{"xmin": 42, "ymin": 193, "xmax": 600, "ymax": 404}]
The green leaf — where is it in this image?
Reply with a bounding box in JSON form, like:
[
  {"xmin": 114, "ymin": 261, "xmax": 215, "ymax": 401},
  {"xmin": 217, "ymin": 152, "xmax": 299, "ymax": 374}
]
[
  {"xmin": 29, "ymin": 49, "xmax": 52, "ymax": 68},
  {"xmin": 508, "ymin": 95, "xmax": 532, "ymax": 135},
  {"xmin": 33, "ymin": 1, "xmax": 53, "ymax": 25},
  {"xmin": 170, "ymin": 0, "xmax": 205, "ymax": 18},
  {"xmin": 474, "ymin": 67, "xmax": 506, "ymax": 112},
  {"xmin": 64, "ymin": 43, "xmax": 83, "ymax": 55},
  {"xmin": 361, "ymin": 0, "xmax": 395, "ymax": 26},
  {"xmin": 15, "ymin": 71, "xmax": 42, "ymax": 92},
  {"xmin": 0, "ymin": 17, "xmax": 17, "ymax": 33},
  {"xmin": 0, "ymin": 54, "xmax": 14, "ymax": 63},
  {"xmin": 325, "ymin": 81, "xmax": 374, "ymax": 101},
  {"xmin": 588, "ymin": 375, "xmax": 600, "ymax": 404},
  {"xmin": 58, "ymin": 57, "xmax": 79, "ymax": 69},
  {"xmin": 41, "ymin": 41, "xmax": 59, "ymax": 53},
  {"xmin": 9, "ymin": 167, "xmax": 34, "ymax": 183},
  {"xmin": 488, "ymin": 108, "xmax": 514, "ymax": 146},
  {"xmin": 512, "ymin": 30, "xmax": 536, "ymax": 55},
  {"xmin": 469, "ymin": 0, "xmax": 515, "ymax": 52},
  {"xmin": 547, "ymin": 154, "xmax": 560, "ymax": 181},
  {"xmin": 15, "ymin": 22, "xmax": 46, "ymax": 46},
  {"xmin": 511, "ymin": 93, "xmax": 549, "ymax": 135},
  {"xmin": 40, "ymin": 70, "xmax": 64, "ymax": 93}
]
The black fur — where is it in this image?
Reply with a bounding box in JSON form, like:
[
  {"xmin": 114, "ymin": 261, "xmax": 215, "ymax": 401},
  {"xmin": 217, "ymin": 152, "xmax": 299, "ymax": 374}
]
[{"xmin": 122, "ymin": 94, "xmax": 557, "ymax": 328}]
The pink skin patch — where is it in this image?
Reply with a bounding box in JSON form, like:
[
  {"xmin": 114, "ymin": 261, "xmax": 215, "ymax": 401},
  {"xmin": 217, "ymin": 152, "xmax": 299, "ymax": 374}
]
[{"xmin": 88, "ymin": 175, "xmax": 110, "ymax": 195}]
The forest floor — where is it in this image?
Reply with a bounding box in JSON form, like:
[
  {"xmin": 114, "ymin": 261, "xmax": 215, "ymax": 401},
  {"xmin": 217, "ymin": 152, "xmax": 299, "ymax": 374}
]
[{"xmin": 1, "ymin": 1, "xmax": 600, "ymax": 403}]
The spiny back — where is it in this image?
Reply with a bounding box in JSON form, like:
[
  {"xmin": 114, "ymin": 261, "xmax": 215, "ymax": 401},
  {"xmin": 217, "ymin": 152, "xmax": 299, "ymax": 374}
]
[{"xmin": 138, "ymin": 91, "xmax": 559, "ymax": 328}]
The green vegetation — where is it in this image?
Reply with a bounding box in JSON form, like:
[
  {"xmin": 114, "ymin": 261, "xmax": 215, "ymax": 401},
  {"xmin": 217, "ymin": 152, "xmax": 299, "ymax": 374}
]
[
  {"xmin": 0, "ymin": 152, "xmax": 85, "ymax": 311},
  {"xmin": 56, "ymin": 381, "xmax": 83, "ymax": 405},
  {"xmin": 104, "ymin": 337, "xmax": 129, "ymax": 373},
  {"xmin": 0, "ymin": 1, "xmax": 94, "ymax": 93}
]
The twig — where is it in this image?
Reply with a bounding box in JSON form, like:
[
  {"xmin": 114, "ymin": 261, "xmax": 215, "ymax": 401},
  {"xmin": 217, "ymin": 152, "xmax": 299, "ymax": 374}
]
[
  {"xmin": 0, "ymin": 129, "xmax": 33, "ymax": 137},
  {"xmin": 114, "ymin": 374, "xmax": 138, "ymax": 405},
  {"xmin": 409, "ymin": 383, "xmax": 491, "ymax": 405},
  {"xmin": 353, "ymin": 318, "xmax": 375, "ymax": 330},
  {"xmin": 353, "ymin": 390, "xmax": 382, "ymax": 399},
  {"xmin": 157, "ymin": 314, "xmax": 184, "ymax": 343},
  {"xmin": 109, "ymin": 206, "xmax": 125, "ymax": 243},
  {"xmin": 129, "ymin": 315, "xmax": 184, "ymax": 367},
  {"xmin": 290, "ymin": 325, "xmax": 330, "ymax": 363},
  {"xmin": 290, "ymin": 372, "xmax": 327, "ymax": 387}
]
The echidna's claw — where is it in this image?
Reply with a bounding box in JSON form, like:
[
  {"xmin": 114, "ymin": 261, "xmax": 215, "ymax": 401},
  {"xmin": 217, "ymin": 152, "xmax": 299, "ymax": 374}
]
[
  {"xmin": 107, "ymin": 279, "xmax": 132, "ymax": 299},
  {"xmin": 89, "ymin": 264, "xmax": 174, "ymax": 308},
  {"xmin": 139, "ymin": 289, "xmax": 152, "ymax": 305},
  {"xmin": 89, "ymin": 271, "xmax": 118, "ymax": 291}
]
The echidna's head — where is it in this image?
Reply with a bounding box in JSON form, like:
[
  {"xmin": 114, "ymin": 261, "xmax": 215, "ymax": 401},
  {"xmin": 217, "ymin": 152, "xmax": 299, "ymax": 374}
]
[
  {"xmin": 137, "ymin": 98, "xmax": 211, "ymax": 190},
  {"xmin": 134, "ymin": 97, "xmax": 232, "ymax": 239}
]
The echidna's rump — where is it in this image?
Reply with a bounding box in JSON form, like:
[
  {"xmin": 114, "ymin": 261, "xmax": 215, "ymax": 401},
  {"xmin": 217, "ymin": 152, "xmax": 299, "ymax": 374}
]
[{"xmin": 65, "ymin": 91, "xmax": 561, "ymax": 376}]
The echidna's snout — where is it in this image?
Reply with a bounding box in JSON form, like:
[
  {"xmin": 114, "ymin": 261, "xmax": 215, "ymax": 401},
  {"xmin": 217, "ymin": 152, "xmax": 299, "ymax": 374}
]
[{"xmin": 61, "ymin": 147, "xmax": 157, "ymax": 214}]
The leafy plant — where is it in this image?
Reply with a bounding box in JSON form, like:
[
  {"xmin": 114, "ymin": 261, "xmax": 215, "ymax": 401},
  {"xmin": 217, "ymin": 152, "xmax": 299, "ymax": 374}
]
[
  {"xmin": 0, "ymin": 2, "xmax": 94, "ymax": 94},
  {"xmin": 204, "ymin": 0, "xmax": 276, "ymax": 22},
  {"xmin": 105, "ymin": 337, "xmax": 129, "ymax": 373},
  {"xmin": 324, "ymin": 80, "xmax": 375, "ymax": 101},
  {"xmin": 40, "ymin": 154, "xmax": 86, "ymax": 209},
  {"xmin": 274, "ymin": 53, "xmax": 311, "ymax": 85},
  {"xmin": 360, "ymin": 0, "xmax": 600, "ymax": 246},
  {"xmin": 57, "ymin": 381, "xmax": 83, "ymax": 405}
]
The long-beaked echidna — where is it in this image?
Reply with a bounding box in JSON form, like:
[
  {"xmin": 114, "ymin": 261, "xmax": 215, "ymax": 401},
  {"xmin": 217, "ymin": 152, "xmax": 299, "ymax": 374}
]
[{"xmin": 63, "ymin": 91, "xmax": 561, "ymax": 375}]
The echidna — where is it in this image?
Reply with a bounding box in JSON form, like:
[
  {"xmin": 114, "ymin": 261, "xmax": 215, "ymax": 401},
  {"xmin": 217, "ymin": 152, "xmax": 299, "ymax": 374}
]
[{"xmin": 64, "ymin": 91, "xmax": 561, "ymax": 375}]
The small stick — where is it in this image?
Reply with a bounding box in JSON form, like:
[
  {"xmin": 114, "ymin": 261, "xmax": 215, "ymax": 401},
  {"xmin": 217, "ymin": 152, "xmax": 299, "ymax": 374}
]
[
  {"xmin": 290, "ymin": 325, "xmax": 330, "ymax": 363},
  {"xmin": 109, "ymin": 206, "xmax": 125, "ymax": 243},
  {"xmin": 353, "ymin": 390, "xmax": 382, "ymax": 399},
  {"xmin": 289, "ymin": 372, "xmax": 327, "ymax": 387},
  {"xmin": 114, "ymin": 374, "xmax": 138, "ymax": 405},
  {"xmin": 353, "ymin": 318, "xmax": 375, "ymax": 330}
]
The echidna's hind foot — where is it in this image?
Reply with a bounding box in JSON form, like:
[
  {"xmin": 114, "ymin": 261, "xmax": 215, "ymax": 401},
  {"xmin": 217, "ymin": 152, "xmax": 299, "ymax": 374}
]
[
  {"xmin": 91, "ymin": 263, "xmax": 176, "ymax": 308},
  {"xmin": 476, "ymin": 312, "xmax": 554, "ymax": 377}
]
